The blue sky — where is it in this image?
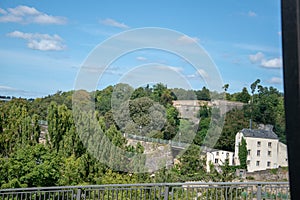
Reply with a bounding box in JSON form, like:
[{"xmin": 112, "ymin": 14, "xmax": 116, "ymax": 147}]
[{"xmin": 0, "ymin": 0, "xmax": 283, "ymax": 98}]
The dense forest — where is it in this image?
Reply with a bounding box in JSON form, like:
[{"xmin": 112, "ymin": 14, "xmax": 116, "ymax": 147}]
[{"xmin": 0, "ymin": 80, "xmax": 285, "ymax": 188}]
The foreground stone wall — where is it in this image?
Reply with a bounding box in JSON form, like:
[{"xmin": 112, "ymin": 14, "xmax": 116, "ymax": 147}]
[
  {"xmin": 127, "ymin": 139, "xmax": 173, "ymax": 172},
  {"xmin": 245, "ymin": 167, "xmax": 289, "ymax": 181}
]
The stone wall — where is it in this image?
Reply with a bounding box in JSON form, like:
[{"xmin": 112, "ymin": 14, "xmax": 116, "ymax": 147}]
[
  {"xmin": 245, "ymin": 167, "xmax": 289, "ymax": 181},
  {"xmin": 127, "ymin": 139, "xmax": 173, "ymax": 172}
]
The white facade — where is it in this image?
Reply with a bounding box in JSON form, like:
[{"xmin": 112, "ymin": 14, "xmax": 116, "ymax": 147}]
[
  {"xmin": 235, "ymin": 128, "xmax": 288, "ymax": 172},
  {"xmin": 278, "ymin": 142, "xmax": 288, "ymax": 167},
  {"xmin": 206, "ymin": 150, "xmax": 234, "ymax": 172}
]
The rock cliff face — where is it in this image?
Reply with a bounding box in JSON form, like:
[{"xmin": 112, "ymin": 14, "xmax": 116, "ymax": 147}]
[{"xmin": 127, "ymin": 139, "xmax": 173, "ymax": 172}]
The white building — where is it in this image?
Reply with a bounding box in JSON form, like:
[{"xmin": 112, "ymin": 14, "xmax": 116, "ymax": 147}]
[
  {"xmin": 234, "ymin": 126, "xmax": 288, "ymax": 172},
  {"xmin": 206, "ymin": 149, "xmax": 234, "ymax": 172}
]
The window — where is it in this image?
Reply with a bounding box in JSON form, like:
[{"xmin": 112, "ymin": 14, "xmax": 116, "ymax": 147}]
[
  {"xmin": 267, "ymin": 161, "xmax": 271, "ymax": 167},
  {"xmin": 256, "ymin": 161, "xmax": 260, "ymax": 166},
  {"xmin": 214, "ymin": 159, "xmax": 219, "ymax": 164},
  {"xmin": 216, "ymin": 152, "xmax": 219, "ymax": 156},
  {"xmin": 247, "ymin": 149, "xmax": 251, "ymax": 155},
  {"xmin": 268, "ymin": 142, "xmax": 272, "ymax": 147},
  {"xmin": 257, "ymin": 141, "xmax": 261, "ymax": 147},
  {"xmin": 226, "ymin": 152, "xmax": 229, "ymax": 158},
  {"xmin": 247, "ymin": 160, "xmax": 250, "ymax": 165},
  {"xmin": 257, "ymin": 150, "xmax": 261, "ymax": 156},
  {"xmin": 268, "ymin": 151, "xmax": 272, "ymax": 156}
]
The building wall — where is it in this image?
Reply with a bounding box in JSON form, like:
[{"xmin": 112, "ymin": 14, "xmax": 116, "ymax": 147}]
[
  {"xmin": 278, "ymin": 142, "xmax": 288, "ymax": 167},
  {"xmin": 235, "ymin": 131, "xmax": 288, "ymax": 172},
  {"xmin": 244, "ymin": 137, "xmax": 278, "ymax": 172},
  {"xmin": 206, "ymin": 150, "xmax": 234, "ymax": 172},
  {"xmin": 234, "ymin": 131, "xmax": 243, "ymax": 166}
]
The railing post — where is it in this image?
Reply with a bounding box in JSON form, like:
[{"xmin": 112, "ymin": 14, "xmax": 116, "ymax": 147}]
[
  {"xmin": 257, "ymin": 184, "xmax": 262, "ymax": 200},
  {"xmin": 164, "ymin": 185, "xmax": 169, "ymax": 200},
  {"xmin": 76, "ymin": 188, "xmax": 82, "ymax": 200}
]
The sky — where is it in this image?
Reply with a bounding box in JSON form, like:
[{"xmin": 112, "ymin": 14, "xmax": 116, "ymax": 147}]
[{"xmin": 0, "ymin": 0, "xmax": 283, "ymax": 98}]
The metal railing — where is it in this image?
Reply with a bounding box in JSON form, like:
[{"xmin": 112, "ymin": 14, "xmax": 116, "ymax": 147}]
[{"xmin": 0, "ymin": 182, "xmax": 290, "ymax": 200}]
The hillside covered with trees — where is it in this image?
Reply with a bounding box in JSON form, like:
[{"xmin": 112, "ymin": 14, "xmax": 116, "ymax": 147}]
[{"xmin": 0, "ymin": 80, "xmax": 285, "ymax": 188}]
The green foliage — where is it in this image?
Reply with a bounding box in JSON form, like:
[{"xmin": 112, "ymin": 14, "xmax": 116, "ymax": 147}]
[
  {"xmin": 0, "ymin": 144, "xmax": 61, "ymax": 188},
  {"xmin": 171, "ymin": 88, "xmax": 196, "ymax": 100},
  {"xmin": 246, "ymin": 176, "xmax": 255, "ymax": 180},
  {"xmin": 215, "ymin": 109, "xmax": 252, "ymax": 151},
  {"xmin": 194, "ymin": 105, "xmax": 211, "ymax": 145},
  {"xmin": 238, "ymin": 138, "xmax": 247, "ymax": 170},
  {"xmin": 208, "ymin": 159, "xmax": 236, "ymax": 182},
  {"xmin": 95, "ymin": 86, "xmax": 113, "ymax": 115},
  {"xmin": 235, "ymin": 87, "xmax": 251, "ymax": 103},
  {"xmin": 151, "ymin": 83, "xmax": 174, "ymax": 105},
  {"xmin": 132, "ymin": 84, "xmax": 152, "ymax": 99},
  {"xmin": 270, "ymin": 168, "xmax": 278, "ymax": 175},
  {"xmin": 195, "ymin": 86, "xmax": 210, "ymax": 101},
  {"xmin": 0, "ymin": 80, "xmax": 286, "ymax": 188},
  {"xmin": 178, "ymin": 145, "xmax": 207, "ymax": 181}
]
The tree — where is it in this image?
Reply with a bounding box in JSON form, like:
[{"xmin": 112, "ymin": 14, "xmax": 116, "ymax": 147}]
[
  {"xmin": 194, "ymin": 105, "xmax": 211, "ymax": 145},
  {"xmin": 131, "ymin": 87, "xmax": 148, "ymax": 99},
  {"xmin": 95, "ymin": 86, "xmax": 113, "ymax": 115},
  {"xmin": 32, "ymin": 114, "xmax": 40, "ymax": 144},
  {"xmin": 215, "ymin": 109, "xmax": 252, "ymax": 151},
  {"xmin": 58, "ymin": 154, "xmax": 86, "ymax": 185},
  {"xmin": 223, "ymin": 84, "xmax": 229, "ymax": 92},
  {"xmin": 114, "ymin": 97, "xmax": 166, "ymax": 136},
  {"xmin": 47, "ymin": 101, "xmax": 59, "ymax": 150},
  {"xmin": 194, "ymin": 118, "xmax": 210, "ymax": 146},
  {"xmin": 171, "ymin": 88, "xmax": 196, "ymax": 100},
  {"xmin": 238, "ymin": 137, "xmax": 247, "ymax": 170},
  {"xmin": 151, "ymin": 83, "xmax": 174, "ymax": 106},
  {"xmin": 235, "ymin": 87, "xmax": 251, "ymax": 103},
  {"xmin": 1, "ymin": 144, "xmax": 61, "ymax": 188},
  {"xmin": 250, "ymin": 79, "xmax": 261, "ymax": 95},
  {"xmin": 178, "ymin": 145, "xmax": 207, "ymax": 181},
  {"xmin": 254, "ymin": 86, "xmax": 281, "ymax": 125},
  {"xmin": 196, "ymin": 87, "xmax": 210, "ymax": 101},
  {"xmin": 152, "ymin": 83, "xmax": 167, "ymax": 102},
  {"xmin": 163, "ymin": 105, "xmax": 180, "ymax": 140}
]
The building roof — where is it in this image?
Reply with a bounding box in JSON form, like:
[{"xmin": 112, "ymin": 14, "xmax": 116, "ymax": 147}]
[{"xmin": 241, "ymin": 128, "xmax": 278, "ymax": 139}]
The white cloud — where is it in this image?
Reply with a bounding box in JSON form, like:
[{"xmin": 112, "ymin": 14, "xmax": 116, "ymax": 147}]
[
  {"xmin": 0, "ymin": 8, "xmax": 7, "ymax": 14},
  {"xmin": 0, "ymin": 85, "xmax": 46, "ymax": 98},
  {"xmin": 186, "ymin": 69, "xmax": 209, "ymax": 80},
  {"xmin": 100, "ymin": 18, "xmax": 129, "ymax": 29},
  {"xmin": 261, "ymin": 58, "xmax": 282, "ymax": 68},
  {"xmin": 177, "ymin": 35, "xmax": 199, "ymax": 44},
  {"xmin": 267, "ymin": 77, "xmax": 283, "ymax": 84},
  {"xmin": 136, "ymin": 56, "xmax": 147, "ymax": 61},
  {"xmin": 0, "ymin": 85, "xmax": 18, "ymax": 91},
  {"xmin": 249, "ymin": 52, "xmax": 282, "ymax": 68},
  {"xmin": 8, "ymin": 5, "xmax": 39, "ymax": 16},
  {"xmin": 156, "ymin": 65, "xmax": 183, "ymax": 73},
  {"xmin": 32, "ymin": 14, "xmax": 66, "ymax": 24},
  {"xmin": 248, "ymin": 11, "xmax": 257, "ymax": 17},
  {"xmin": 7, "ymin": 31, "xmax": 66, "ymax": 51},
  {"xmin": 0, "ymin": 5, "xmax": 67, "ymax": 24},
  {"xmin": 249, "ymin": 52, "xmax": 265, "ymax": 63}
]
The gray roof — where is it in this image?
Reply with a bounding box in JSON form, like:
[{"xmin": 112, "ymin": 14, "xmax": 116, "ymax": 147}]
[{"xmin": 241, "ymin": 128, "xmax": 278, "ymax": 139}]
